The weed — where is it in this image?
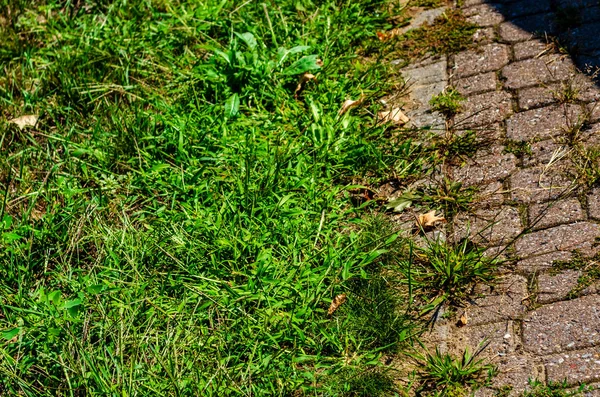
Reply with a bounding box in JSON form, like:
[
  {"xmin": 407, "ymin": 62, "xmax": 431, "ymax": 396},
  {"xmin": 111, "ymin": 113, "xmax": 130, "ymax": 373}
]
[
  {"xmin": 552, "ymin": 81, "xmax": 580, "ymax": 104},
  {"xmin": 552, "ymin": 251, "xmax": 600, "ymax": 299},
  {"xmin": 522, "ymin": 380, "xmax": 589, "ymax": 397},
  {"xmin": 414, "ymin": 347, "xmax": 498, "ymax": 396},
  {"xmin": 430, "ymin": 88, "xmax": 465, "ymax": 119},
  {"xmin": 421, "ymin": 178, "xmax": 477, "ymax": 220},
  {"xmin": 410, "ymin": 0, "xmax": 445, "ymax": 8},
  {"xmin": 504, "ymin": 140, "xmax": 532, "ymax": 158},
  {"xmin": 404, "ymin": 237, "xmax": 498, "ymax": 314}
]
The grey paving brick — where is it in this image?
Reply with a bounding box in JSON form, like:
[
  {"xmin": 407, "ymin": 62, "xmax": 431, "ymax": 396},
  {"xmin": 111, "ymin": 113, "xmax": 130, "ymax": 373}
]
[
  {"xmin": 450, "ymin": 321, "xmax": 515, "ymax": 359},
  {"xmin": 402, "ymin": 59, "xmax": 447, "ymax": 86},
  {"xmin": 454, "ymin": 206, "xmax": 522, "ymax": 246},
  {"xmin": 454, "ymin": 90, "xmax": 513, "ymax": 128},
  {"xmin": 498, "ymin": 14, "xmax": 556, "ymax": 43},
  {"xmin": 518, "ymin": 85, "xmax": 558, "ymax": 111},
  {"xmin": 506, "ymin": 104, "xmax": 582, "ymax": 142},
  {"xmin": 451, "ymin": 72, "xmax": 497, "ymax": 96},
  {"xmin": 588, "ymin": 187, "xmax": 600, "ymax": 220},
  {"xmin": 528, "ymin": 198, "xmax": 585, "ymax": 230},
  {"xmin": 522, "ymin": 139, "xmax": 566, "ymax": 167},
  {"xmin": 464, "ymin": 3, "xmax": 506, "ymax": 27},
  {"xmin": 502, "ymin": 55, "xmax": 577, "ymax": 89},
  {"xmin": 509, "ymin": 166, "xmax": 576, "ymax": 204},
  {"xmin": 503, "ymin": 0, "xmax": 552, "ymax": 19},
  {"xmin": 515, "ymin": 222, "xmax": 600, "ymax": 258},
  {"xmin": 453, "ymin": 44, "xmax": 511, "ymax": 78},
  {"xmin": 469, "ymin": 274, "xmax": 528, "ymax": 326},
  {"xmin": 453, "ymin": 146, "xmax": 517, "ymax": 186},
  {"xmin": 513, "ymin": 40, "xmax": 552, "ymax": 61},
  {"xmin": 545, "ymin": 349, "xmax": 600, "ymax": 385},
  {"xmin": 517, "ymin": 251, "xmax": 573, "ymax": 273},
  {"xmin": 523, "ymin": 294, "xmax": 600, "ymax": 355},
  {"xmin": 537, "ymin": 270, "xmax": 581, "ymax": 304}
]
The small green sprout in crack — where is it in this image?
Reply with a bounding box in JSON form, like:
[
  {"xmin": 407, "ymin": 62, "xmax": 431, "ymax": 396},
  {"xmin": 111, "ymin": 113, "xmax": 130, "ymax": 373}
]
[
  {"xmin": 413, "ymin": 346, "xmax": 498, "ymax": 397},
  {"xmin": 552, "ymin": 80, "xmax": 580, "ymax": 104},
  {"xmin": 503, "ymin": 140, "xmax": 532, "ymax": 158},
  {"xmin": 430, "ymin": 88, "xmax": 465, "ymax": 119},
  {"xmin": 551, "ymin": 251, "xmax": 600, "ymax": 299},
  {"xmin": 522, "ymin": 379, "xmax": 591, "ymax": 397}
]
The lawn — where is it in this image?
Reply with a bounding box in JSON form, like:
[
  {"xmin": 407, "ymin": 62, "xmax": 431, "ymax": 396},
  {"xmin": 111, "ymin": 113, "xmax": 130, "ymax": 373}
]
[{"xmin": 0, "ymin": 0, "xmax": 495, "ymax": 395}]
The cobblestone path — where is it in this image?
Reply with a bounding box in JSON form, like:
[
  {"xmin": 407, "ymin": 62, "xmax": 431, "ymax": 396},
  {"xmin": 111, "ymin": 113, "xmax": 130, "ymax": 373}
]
[{"xmin": 399, "ymin": 0, "xmax": 600, "ymax": 394}]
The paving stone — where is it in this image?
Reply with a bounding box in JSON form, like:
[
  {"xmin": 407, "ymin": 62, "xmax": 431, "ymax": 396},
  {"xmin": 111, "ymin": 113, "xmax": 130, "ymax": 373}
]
[
  {"xmin": 473, "ymin": 181, "xmax": 506, "ymax": 207},
  {"xmin": 454, "ymin": 206, "xmax": 522, "ymax": 246},
  {"xmin": 523, "ymin": 294, "xmax": 600, "ymax": 355},
  {"xmin": 408, "ymin": 81, "xmax": 446, "ymax": 109},
  {"xmin": 400, "ymin": 7, "xmax": 447, "ymax": 34},
  {"xmin": 578, "ymin": 80, "xmax": 600, "ymax": 102},
  {"xmin": 451, "ymin": 72, "xmax": 497, "ymax": 96},
  {"xmin": 509, "ymin": 166, "xmax": 576, "ymax": 204},
  {"xmin": 455, "ymin": 91, "xmax": 513, "ymax": 128},
  {"xmin": 516, "ymin": 251, "xmax": 573, "ymax": 273},
  {"xmin": 588, "ymin": 187, "xmax": 600, "ymax": 220},
  {"xmin": 502, "ymin": 0, "xmax": 552, "ymax": 19},
  {"xmin": 498, "ymin": 14, "xmax": 556, "ymax": 43},
  {"xmin": 587, "ymin": 102, "xmax": 600, "ymax": 123},
  {"xmin": 469, "ymin": 274, "xmax": 528, "ymax": 326},
  {"xmin": 528, "ymin": 198, "xmax": 585, "ymax": 230},
  {"xmin": 450, "ymin": 321, "xmax": 515, "ymax": 359},
  {"xmin": 464, "ymin": 3, "xmax": 505, "ymax": 27},
  {"xmin": 579, "ymin": 123, "xmax": 600, "ymax": 149},
  {"xmin": 545, "ymin": 349, "xmax": 600, "ymax": 385},
  {"xmin": 407, "ymin": 108, "xmax": 446, "ymax": 130},
  {"xmin": 491, "ymin": 355, "xmax": 542, "ymax": 395},
  {"xmin": 473, "ymin": 27, "xmax": 495, "ymax": 45},
  {"xmin": 502, "ymin": 55, "xmax": 578, "ymax": 89},
  {"xmin": 537, "ymin": 269, "xmax": 582, "ymax": 304},
  {"xmin": 402, "ymin": 59, "xmax": 447, "ymax": 86},
  {"xmin": 514, "ymin": 40, "xmax": 552, "ymax": 61},
  {"xmin": 453, "ymin": 44, "xmax": 511, "ymax": 78},
  {"xmin": 453, "ymin": 146, "xmax": 518, "ymax": 186},
  {"xmin": 506, "ymin": 104, "xmax": 582, "ymax": 142},
  {"xmin": 517, "ymin": 85, "xmax": 558, "ymax": 111},
  {"xmin": 522, "ymin": 139, "xmax": 566, "ymax": 167},
  {"xmin": 515, "ymin": 222, "xmax": 600, "ymax": 258}
]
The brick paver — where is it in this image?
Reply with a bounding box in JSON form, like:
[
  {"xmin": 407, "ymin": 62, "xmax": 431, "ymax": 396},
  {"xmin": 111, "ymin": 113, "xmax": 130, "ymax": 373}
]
[{"xmin": 399, "ymin": 1, "xmax": 600, "ymax": 392}]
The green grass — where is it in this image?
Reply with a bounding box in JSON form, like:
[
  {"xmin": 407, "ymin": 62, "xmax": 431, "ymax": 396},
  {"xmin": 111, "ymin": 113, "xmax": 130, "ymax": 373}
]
[
  {"xmin": 414, "ymin": 347, "xmax": 497, "ymax": 396},
  {"xmin": 430, "ymin": 88, "xmax": 465, "ymax": 119},
  {"xmin": 521, "ymin": 380, "xmax": 590, "ymax": 397},
  {"xmin": 0, "ymin": 0, "xmax": 498, "ymax": 395}
]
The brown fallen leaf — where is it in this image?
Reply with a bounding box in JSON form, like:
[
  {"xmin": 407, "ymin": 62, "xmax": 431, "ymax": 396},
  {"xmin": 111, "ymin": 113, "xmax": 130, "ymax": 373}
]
[
  {"xmin": 338, "ymin": 95, "xmax": 365, "ymax": 116},
  {"xmin": 416, "ymin": 210, "xmax": 446, "ymax": 228},
  {"xmin": 294, "ymin": 73, "xmax": 316, "ymax": 97},
  {"xmin": 376, "ymin": 28, "xmax": 401, "ymax": 42},
  {"xmin": 328, "ymin": 293, "xmax": 347, "ymax": 315},
  {"xmin": 378, "ymin": 108, "xmax": 409, "ymax": 125},
  {"xmin": 8, "ymin": 114, "xmax": 39, "ymax": 130},
  {"xmin": 457, "ymin": 312, "xmax": 468, "ymax": 327}
]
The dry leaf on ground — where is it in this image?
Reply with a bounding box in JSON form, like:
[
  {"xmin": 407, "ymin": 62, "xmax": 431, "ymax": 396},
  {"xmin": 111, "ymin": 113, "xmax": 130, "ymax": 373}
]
[
  {"xmin": 376, "ymin": 28, "xmax": 401, "ymax": 42},
  {"xmin": 294, "ymin": 73, "xmax": 316, "ymax": 97},
  {"xmin": 338, "ymin": 95, "xmax": 365, "ymax": 115},
  {"xmin": 378, "ymin": 108, "xmax": 409, "ymax": 125},
  {"xmin": 327, "ymin": 294, "xmax": 347, "ymax": 315},
  {"xmin": 457, "ymin": 312, "xmax": 468, "ymax": 327},
  {"xmin": 9, "ymin": 114, "xmax": 39, "ymax": 130},
  {"xmin": 416, "ymin": 210, "xmax": 446, "ymax": 228}
]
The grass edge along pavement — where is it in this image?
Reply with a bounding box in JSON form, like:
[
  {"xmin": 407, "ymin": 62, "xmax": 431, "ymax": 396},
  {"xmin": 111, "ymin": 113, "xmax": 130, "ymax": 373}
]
[{"xmin": 0, "ymin": 0, "xmax": 505, "ymax": 395}]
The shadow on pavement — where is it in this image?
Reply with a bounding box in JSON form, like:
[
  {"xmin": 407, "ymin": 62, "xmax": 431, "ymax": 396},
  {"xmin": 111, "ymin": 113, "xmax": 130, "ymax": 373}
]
[{"xmin": 479, "ymin": 0, "xmax": 600, "ymax": 81}]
